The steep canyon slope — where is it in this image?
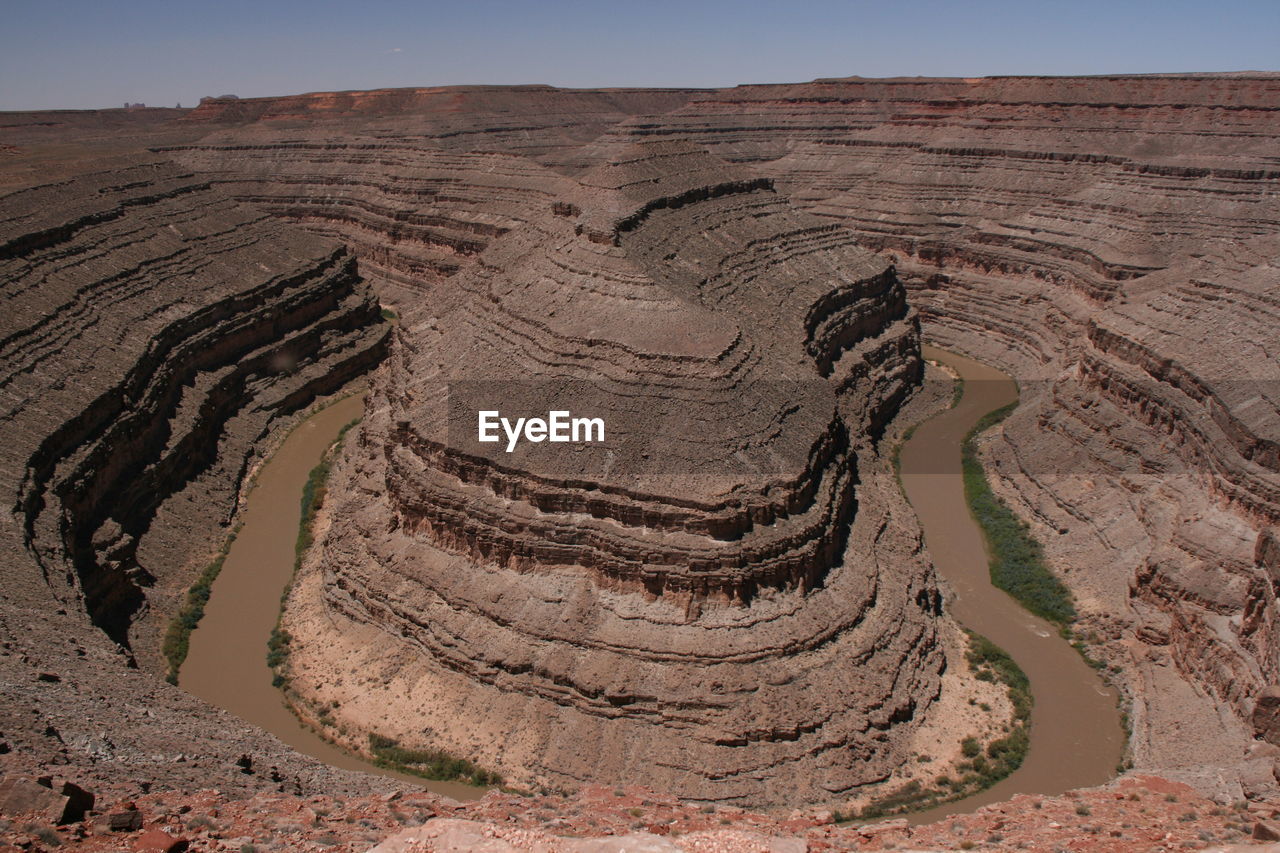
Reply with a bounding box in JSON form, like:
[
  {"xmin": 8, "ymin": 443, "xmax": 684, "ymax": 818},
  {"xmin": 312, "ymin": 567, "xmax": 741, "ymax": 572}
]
[
  {"xmin": 596, "ymin": 75, "xmax": 1280, "ymax": 793},
  {"xmin": 0, "ymin": 156, "xmax": 391, "ymax": 797},
  {"xmin": 278, "ymin": 141, "xmax": 949, "ymax": 806},
  {"xmin": 0, "ymin": 75, "xmax": 1276, "ymax": 820}
]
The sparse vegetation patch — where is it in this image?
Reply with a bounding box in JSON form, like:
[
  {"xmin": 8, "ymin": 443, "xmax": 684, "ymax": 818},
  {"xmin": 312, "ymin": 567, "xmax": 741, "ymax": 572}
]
[
  {"xmin": 962, "ymin": 402, "xmax": 1077, "ymax": 625},
  {"xmin": 366, "ymin": 732, "xmax": 502, "ymax": 787},
  {"xmin": 266, "ymin": 416, "xmax": 359, "ymax": 687},
  {"xmin": 836, "ymin": 630, "xmax": 1031, "ymax": 821},
  {"xmin": 162, "ymin": 524, "xmax": 240, "ymax": 684}
]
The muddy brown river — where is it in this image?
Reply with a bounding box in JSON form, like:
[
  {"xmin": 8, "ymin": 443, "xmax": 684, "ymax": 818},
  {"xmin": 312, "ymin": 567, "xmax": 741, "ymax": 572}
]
[
  {"xmin": 899, "ymin": 345, "xmax": 1124, "ymax": 821},
  {"xmin": 180, "ymin": 393, "xmax": 481, "ymax": 799},
  {"xmin": 181, "ymin": 347, "xmax": 1122, "ymax": 816}
]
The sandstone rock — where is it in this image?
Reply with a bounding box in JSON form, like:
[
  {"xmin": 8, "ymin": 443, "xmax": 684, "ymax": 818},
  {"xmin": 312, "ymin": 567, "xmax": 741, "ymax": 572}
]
[
  {"xmin": 1, "ymin": 72, "xmax": 1279, "ymax": 829},
  {"xmin": 1255, "ymin": 820, "xmax": 1280, "ymax": 841},
  {"xmin": 55, "ymin": 781, "xmax": 93, "ymax": 824},
  {"xmin": 1251, "ymin": 688, "xmax": 1280, "ymax": 744},
  {"xmin": 590, "ymin": 75, "xmax": 1280, "ymax": 791},
  {"xmin": 0, "ymin": 776, "xmax": 70, "ymax": 824},
  {"xmin": 365, "ymin": 818, "xmax": 797, "ymax": 852},
  {"xmin": 157, "ymin": 75, "xmax": 1280, "ymax": 802},
  {"xmin": 1250, "ymin": 743, "xmax": 1280, "ymax": 763},
  {"xmin": 859, "ymin": 818, "xmax": 909, "ymax": 836},
  {"xmin": 0, "ymin": 778, "xmax": 91, "ymax": 824},
  {"xmin": 106, "ymin": 805, "xmax": 143, "ymax": 831},
  {"xmin": 568, "ymin": 834, "xmax": 683, "ymax": 852},
  {"xmin": 134, "ymin": 828, "xmax": 189, "ymax": 851},
  {"xmin": 366, "ymin": 818, "xmax": 551, "ymax": 852},
  {"xmin": 284, "ymin": 140, "xmax": 942, "ymax": 807}
]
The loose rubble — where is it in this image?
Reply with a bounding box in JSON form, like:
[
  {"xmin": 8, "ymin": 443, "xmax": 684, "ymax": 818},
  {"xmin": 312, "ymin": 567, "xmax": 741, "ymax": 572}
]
[{"xmin": 1, "ymin": 772, "xmax": 1277, "ymax": 852}]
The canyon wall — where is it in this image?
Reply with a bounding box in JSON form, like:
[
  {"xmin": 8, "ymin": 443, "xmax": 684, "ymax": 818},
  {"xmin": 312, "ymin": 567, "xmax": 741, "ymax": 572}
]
[
  {"xmin": 160, "ymin": 86, "xmax": 709, "ymax": 304},
  {"xmin": 178, "ymin": 86, "xmax": 706, "ymax": 160},
  {"xmin": 169, "ymin": 133, "xmax": 564, "ymax": 303},
  {"xmin": 0, "ymin": 157, "xmax": 391, "ymax": 797},
  {"xmin": 592, "ymin": 75, "xmax": 1280, "ymax": 793},
  {"xmin": 279, "ymin": 141, "xmax": 952, "ymax": 806},
  {"xmin": 1, "ymin": 75, "xmax": 1277, "ymax": 808}
]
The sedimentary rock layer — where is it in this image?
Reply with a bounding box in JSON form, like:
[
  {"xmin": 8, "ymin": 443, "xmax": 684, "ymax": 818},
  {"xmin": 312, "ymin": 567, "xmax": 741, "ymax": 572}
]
[
  {"xmin": 169, "ymin": 134, "xmax": 565, "ymax": 302},
  {"xmin": 158, "ymin": 85, "xmax": 704, "ymax": 304},
  {"xmin": 597, "ymin": 75, "xmax": 1280, "ymax": 792},
  {"xmin": 179, "ymin": 86, "xmax": 706, "ymax": 160},
  {"xmin": 0, "ymin": 157, "xmax": 389, "ymax": 796},
  {"xmin": 283, "ymin": 141, "xmax": 943, "ymax": 806},
  {"xmin": 2, "ymin": 74, "xmax": 1277, "ymax": 810}
]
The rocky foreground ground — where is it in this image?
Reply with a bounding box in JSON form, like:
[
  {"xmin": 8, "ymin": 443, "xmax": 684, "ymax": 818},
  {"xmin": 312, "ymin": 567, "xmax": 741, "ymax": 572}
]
[{"xmin": 2, "ymin": 771, "xmax": 1280, "ymax": 851}]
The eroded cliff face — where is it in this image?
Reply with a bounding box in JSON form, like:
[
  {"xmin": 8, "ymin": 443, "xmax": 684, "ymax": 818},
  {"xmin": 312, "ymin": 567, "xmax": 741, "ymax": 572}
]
[
  {"xmin": 279, "ymin": 141, "xmax": 947, "ymax": 806},
  {"xmin": 0, "ymin": 157, "xmax": 390, "ymax": 796},
  {"xmin": 594, "ymin": 75, "xmax": 1280, "ymax": 794},
  {"xmin": 168, "ymin": 134, "xmax": 565, "ymax": 304},
  {"xmin": 1, "ymin": 75, "xmax": 1277, "ymax": 814},
  {"xmin": 176, "ymin": 86, "xmax": 707, "ymax": 160}
]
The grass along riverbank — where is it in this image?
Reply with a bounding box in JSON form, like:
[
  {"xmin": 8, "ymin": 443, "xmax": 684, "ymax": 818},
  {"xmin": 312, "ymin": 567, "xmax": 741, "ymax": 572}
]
[
  {"xmin": 162, "ymin": 524, "xmax": 241, "ymax": 684},
  {"xmin": 164, "ymin": 392, "xmax": 367, "ymax": 685},
  {"xmin": 266, "ymin": 415, "xmax": 359, "ymax": 688},
  {"xmin": 961, "ymin": 402, "xmax": 1077, "ymax": 626},
  {"xmin": 367, "ymin": 733, "xmax": 502, "ymax": 787}
]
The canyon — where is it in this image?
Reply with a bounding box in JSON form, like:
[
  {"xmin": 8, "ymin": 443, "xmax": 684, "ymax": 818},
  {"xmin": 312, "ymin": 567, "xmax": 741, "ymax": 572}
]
[{"xmin": 0, "ymin": 74, "xmax": 1278, "ymax": 849}]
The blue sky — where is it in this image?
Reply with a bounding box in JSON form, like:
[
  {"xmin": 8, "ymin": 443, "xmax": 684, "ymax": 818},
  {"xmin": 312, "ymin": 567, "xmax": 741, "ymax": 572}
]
[{"xmin": 2, "ymin": 0, "xmax": 1277, "ymax": 110}]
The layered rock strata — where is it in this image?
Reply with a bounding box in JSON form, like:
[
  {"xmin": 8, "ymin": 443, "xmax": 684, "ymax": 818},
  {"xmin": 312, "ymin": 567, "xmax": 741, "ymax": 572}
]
[
  {"xmin": 282, "ymin": 142, "xmax": 943, "ymax": 806},
  {"xmin": 596, "ymin": 75, "xmax": 1280, "ymax": 793},
  {"xmin": 158, "ymin": 85, "xmax": 710, "ymax": 305},
  {"xmin": 169, "ymin": 133, "xmax": 565, "ymax": 303},
  {"xmin": 178, "ymin": 86, "xmax": 706, "ymax": 160},
  {"xmin": 0, "ymin": 157, "xmax": 390, "ymax": 795},
  {"xmin": 2, "ymin": 73, "xmax": 1277, "ymax": 811}
]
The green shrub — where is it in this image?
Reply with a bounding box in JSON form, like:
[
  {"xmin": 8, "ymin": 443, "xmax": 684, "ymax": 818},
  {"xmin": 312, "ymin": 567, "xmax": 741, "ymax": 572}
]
[
  {"xmin": 266, "ymin": 416, "xmax": 359, "ymax": 680},
  {"xmin": 846, "ymin": 630, "xmax": 1034, "ymax": 820},
  {"xmin": 962, "ymin": 403, "xmax": 1076, "ymax": 625},
  {"xmin": 162, "ymin": 528, "xmax": 239, "ymax": 683},
  {"xmin": 965, "ymin": 632, "xmax": 1029, "ymax": 692},
  {"xmin": 366, "ymin": 732, "xmax": 502, "ymax": 787}
]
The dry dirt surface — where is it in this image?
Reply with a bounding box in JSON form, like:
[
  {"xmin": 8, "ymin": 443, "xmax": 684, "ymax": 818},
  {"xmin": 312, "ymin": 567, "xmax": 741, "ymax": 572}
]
[
  {"xmin": 1, "ymin": 774, "xmax": 1279, "ymax": 851},
  {"xmin": 0, "ymin": 73, "xmax": 1278, "ymax": 843}
]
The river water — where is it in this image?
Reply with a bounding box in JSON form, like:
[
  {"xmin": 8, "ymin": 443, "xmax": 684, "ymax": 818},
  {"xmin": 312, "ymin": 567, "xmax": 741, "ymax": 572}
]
[
  {"xmin": 180, "ymin": 347, "xmax": 1123, "ymax": 815},
  {"xmin": 180, "ymin": 393, "xmax": 482, "ymax": 798},
  {"xmin": 899, "ymin": 345, "xmax": 1124, "ymax": 821}
]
